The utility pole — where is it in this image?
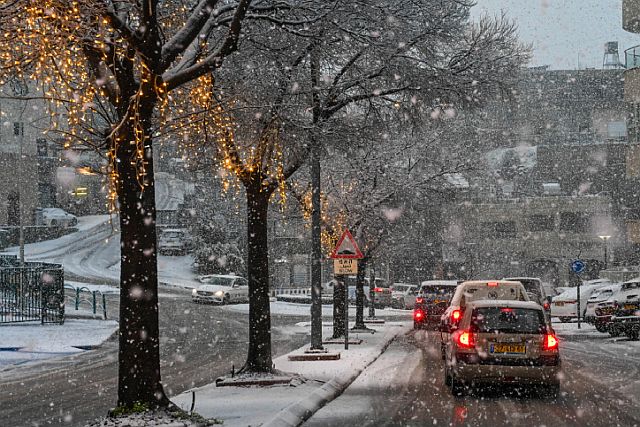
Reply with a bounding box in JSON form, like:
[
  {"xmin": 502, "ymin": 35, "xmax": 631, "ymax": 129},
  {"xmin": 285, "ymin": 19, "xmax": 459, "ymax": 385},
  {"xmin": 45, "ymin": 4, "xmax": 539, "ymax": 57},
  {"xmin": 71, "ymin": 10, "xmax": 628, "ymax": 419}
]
[{"xmin": 309, "ymin": 46, "xmax": 323, "ymax": 350}]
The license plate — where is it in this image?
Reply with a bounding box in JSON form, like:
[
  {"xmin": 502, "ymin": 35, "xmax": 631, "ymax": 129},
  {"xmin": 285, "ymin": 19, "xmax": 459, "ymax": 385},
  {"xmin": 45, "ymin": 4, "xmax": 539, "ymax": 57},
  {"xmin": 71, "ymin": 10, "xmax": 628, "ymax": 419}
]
[
  {"xmin": 490, "ymin": 344, "xmax": 526, "ymax": 354},
  {"xmin": 555, "ymin": 302, "xmax": 564, "ymax": 307},
  {"xmin": 624, "ymin": 304, "xmax": 637, "ymax": 310}
]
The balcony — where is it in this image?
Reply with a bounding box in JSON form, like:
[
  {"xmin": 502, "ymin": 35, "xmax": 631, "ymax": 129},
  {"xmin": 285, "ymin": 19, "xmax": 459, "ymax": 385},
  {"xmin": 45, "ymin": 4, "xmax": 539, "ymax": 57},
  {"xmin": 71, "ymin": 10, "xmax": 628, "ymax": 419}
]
[
  {"xmin": 625, "ymin": 45, "xmax": 640, "ymax": 70},
  {"xmin": 624, "ymin": 46, "xmax": 640, "ymax": 103},
  {"xmin": 623, "ymin": 0, "xmax": 640, "ymax": 33}
]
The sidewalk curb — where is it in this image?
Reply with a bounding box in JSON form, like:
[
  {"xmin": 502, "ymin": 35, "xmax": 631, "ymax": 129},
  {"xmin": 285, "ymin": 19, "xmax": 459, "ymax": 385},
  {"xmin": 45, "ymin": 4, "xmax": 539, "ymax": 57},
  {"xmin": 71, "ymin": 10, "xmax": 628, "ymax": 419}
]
[{"xmin": 262, "ymin": 329, "xmax": 404, "ymax": 427}]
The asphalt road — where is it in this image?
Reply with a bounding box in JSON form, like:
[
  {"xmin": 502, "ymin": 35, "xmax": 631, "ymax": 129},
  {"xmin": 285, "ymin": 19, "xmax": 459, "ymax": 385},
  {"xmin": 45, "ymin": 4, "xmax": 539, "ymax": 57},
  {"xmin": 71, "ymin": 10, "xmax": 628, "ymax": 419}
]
[
  {"xmin": 0, "ymin": 287, "xmax": 308, "ymax": 427},
  {"xmin": 305, "ymin": 329, "xmax": 640, "ymax": 427}
]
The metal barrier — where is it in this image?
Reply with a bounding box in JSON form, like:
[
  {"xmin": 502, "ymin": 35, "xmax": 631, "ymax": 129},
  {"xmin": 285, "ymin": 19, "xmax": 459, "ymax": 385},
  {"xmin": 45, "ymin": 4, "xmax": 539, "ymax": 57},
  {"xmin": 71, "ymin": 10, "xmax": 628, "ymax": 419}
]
[
  {"xmin": 0, "ymin": 259, "xmax": 65, "ymax": 324},
  {"xmin": 64, "ymin": 285, "xmax": 108, "ymax": 320},
  {"xmin": 625, "ymin": 45, "xmax": 640, "ymax": 69}
]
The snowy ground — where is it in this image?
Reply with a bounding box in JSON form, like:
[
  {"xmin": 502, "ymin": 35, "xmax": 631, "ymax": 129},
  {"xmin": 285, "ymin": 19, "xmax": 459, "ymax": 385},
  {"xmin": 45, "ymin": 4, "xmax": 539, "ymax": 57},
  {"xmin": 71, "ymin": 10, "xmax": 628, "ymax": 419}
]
[
  {"xmin": 171, "ymin": 322, "xmax": 411, "ymax": 427},
  {"xmin": 0, "ymin": 319, "xmax": 118, "ymax": 370}
]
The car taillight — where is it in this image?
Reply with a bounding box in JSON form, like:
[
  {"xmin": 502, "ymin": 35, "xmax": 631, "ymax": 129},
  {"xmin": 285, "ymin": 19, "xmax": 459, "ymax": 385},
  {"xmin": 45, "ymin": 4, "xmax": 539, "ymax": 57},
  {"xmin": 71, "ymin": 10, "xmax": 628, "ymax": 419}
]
[
  {"xmin": 543, "ymin": 333, "xmax": 559, "ymax": 351},
  {"xmin": 543, "ymin": 302, "xmax": 550, "ymax": 311},
  {"xmin": 374, "ymin": 287, "xmax": 383, "ymax": 292},
  {"xmin": 414, "ymin": 309, "xmax": 425, "ymax": 321},
  {"xmin": 457, "ymin": 330, "xmax": 475, "ymax": 348},
  {"xmin": 451, "ymin": 309, "xmax": 462, "ymax": 323},
  {"xmin": 416, "ymin": 297, "xmax": 424, "ymax": 304},
  {"xmin": 487, "ymin": 281, "xmax": 498, "ymax": 287}
]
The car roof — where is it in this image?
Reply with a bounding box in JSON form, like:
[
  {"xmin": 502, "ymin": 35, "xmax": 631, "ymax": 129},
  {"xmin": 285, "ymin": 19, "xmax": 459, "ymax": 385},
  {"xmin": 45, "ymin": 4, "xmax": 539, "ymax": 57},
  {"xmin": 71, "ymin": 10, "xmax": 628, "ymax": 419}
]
[
  {"xmin": 420, "ymin": 280, "xmax": 458, "ymax": 287},
  {"xmin": 466, "ymin": 300, "xmax": 543, "ymax": 310},
  {"xmin": 199, "ymin": 274, "xmax": 243, "ymax": 280},
  {"xmin": 504, "ymin": 277, "xmax": 542, "ymax": 284},
  {"xmin": 459, "ymin": 280, "xmax": 522, "ymax": 287},
  {"xmin": 623, "ymin": 276, "xmax": 640, "ymax": 284}
]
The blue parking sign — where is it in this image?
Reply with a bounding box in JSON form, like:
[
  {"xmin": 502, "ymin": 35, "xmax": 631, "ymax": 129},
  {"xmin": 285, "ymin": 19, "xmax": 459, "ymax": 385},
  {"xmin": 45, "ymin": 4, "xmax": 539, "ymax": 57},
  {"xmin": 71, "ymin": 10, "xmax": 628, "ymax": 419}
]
[{"xmin": 571, "ymin": 259, "xmax": 586, "ymax": 274}]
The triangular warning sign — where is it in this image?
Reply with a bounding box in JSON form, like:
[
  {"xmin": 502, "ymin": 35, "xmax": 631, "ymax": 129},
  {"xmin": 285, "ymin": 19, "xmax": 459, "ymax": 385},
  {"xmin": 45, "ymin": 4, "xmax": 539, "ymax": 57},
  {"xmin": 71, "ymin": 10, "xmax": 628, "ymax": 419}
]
[{"xmin": 330, "ymin": 229, "xmax": 364, "ymax": 259}]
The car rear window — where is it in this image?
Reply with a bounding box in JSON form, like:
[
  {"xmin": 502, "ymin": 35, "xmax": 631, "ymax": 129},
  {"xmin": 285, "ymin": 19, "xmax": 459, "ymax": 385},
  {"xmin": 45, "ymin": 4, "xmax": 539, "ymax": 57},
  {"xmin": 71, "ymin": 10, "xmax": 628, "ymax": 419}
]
[
  {"xmin": 471, "ymin": 307, "xmax": 545, "ymax": 334},
  {"xmin": 421, "ymin": 285, "xmax": 456, "ymax": 296}
]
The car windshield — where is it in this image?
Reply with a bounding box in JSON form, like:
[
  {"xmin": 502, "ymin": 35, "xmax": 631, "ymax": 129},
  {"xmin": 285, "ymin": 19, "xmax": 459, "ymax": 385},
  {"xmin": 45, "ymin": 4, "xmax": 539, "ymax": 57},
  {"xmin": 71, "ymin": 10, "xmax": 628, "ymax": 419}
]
[
  {"xmin": 471, "ymin": 307, "xmax": 546, "ymax": 334},
  {"xmin": 200, "ymin": 277, "xmax": 235, "ymax": 287},
  {"xmin": 393, "ymin": 285, "xmax": 409, "ymax": 292}
]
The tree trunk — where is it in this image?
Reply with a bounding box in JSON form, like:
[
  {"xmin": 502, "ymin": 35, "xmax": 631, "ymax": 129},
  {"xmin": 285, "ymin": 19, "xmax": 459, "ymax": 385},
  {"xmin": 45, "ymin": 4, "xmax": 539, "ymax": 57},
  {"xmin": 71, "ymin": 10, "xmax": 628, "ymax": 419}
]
[
  {"xmin": 243, "ymin": 182, "xmax": 274, "ymax": 372},
  {"xmin": 353, "ymin": 257, "xmax": 368, "ymax": 329},
  {"xmin": 332, "ymin": 277, "xmax": 346, "ymax": 338},
  {"xmin": 116, "ymin": 97, "xmax": 169, "ymax": 408}
]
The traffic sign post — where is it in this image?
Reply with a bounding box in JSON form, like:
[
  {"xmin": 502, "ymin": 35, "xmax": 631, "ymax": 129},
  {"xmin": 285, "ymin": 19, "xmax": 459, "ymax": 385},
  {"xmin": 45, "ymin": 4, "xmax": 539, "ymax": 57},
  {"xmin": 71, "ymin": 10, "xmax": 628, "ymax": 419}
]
[
  {"xmin": 571, "ymin": 259, "xmax": 586, "ymax": 329},
  {"xmin": 331, "ymin": 230, "xmax": 364, "ymax": 350}
]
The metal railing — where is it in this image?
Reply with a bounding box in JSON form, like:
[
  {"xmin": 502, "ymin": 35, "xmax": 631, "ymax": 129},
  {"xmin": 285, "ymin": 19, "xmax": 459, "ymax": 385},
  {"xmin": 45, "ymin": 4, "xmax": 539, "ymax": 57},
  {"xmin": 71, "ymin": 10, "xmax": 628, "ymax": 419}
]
[
  {"xmin": 625, "ymin": 45, "xmax": 640, "ymax": 70},
  {"xmin": 64, "ymin": 285, "xmax": 108, "ymax": 319},
  {"xmin": 0, "ymin": 258, "xmax": 64, "ymax": 324}
]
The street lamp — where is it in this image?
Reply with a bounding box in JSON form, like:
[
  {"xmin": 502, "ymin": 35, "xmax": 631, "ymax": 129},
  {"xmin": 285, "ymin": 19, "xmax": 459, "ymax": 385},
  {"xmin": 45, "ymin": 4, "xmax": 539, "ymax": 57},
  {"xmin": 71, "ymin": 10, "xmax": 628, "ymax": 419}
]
[{"xmin": 598, "ymin": 235, "xmax": 612, "ymax": 269}]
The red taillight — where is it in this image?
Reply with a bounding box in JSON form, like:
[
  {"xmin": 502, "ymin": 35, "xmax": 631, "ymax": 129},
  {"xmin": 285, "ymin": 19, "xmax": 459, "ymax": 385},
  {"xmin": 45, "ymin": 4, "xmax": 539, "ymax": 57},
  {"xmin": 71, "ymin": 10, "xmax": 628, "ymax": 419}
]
[
  {"xmin": 543, "ymin": 302, "xmax": 550, "ymax": 311},
  {"xmin": 457, "ymin": 330, "xmax": 475, "ymax": 348},
  {"xmin": 487, "ymin": 281, "xmax": 498, "ymax": 287},
  {"xmin": 451, "ymin": 309, "xmax": 462, "ymax": 322},
  {"xmin": 414, "ymin": 309, "xmax": 425, "ymax": 321},
  {"xmin": 500, "ymin": 308, "xmax": 513, "ymax": 313},
  {"xmin": 416, "ymin": 297, "xmax": 424, "ymax": 304},
  {"xmin": 374, "ymin": 287, "xmax": 383, "ymax": 292},
  {"xmin": 543, "ymin": 334, "xmax": 559, "ymax": 351}
]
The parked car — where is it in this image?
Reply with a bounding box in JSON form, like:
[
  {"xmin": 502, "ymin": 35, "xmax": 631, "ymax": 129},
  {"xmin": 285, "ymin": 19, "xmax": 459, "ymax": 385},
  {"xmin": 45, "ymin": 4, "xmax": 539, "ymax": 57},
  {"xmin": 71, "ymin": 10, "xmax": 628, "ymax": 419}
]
[
  {"xmin": 390, "ymin": 283, "xmax": 418, "ymax": 309},
  {"xmin": 608, "ymin": 278, "xmax": 640, "ymax": 340},
  {"xmin": 443, "ymin": 300, "xmax": 561, "ymax": 397},
  {"xmin": 438, "ymin": 280, "xmax": 529, "ymax": 358},
  {"xmin": 345, "ymin": 276, "xmax": 392, "ymax": 308},
  {"xmin": 413, "ymin": 280, "xmax": 459, "ymax": 329},
  {"xmin": 584, "ymin": 283, "xmax": 621, "ymax": 329},
  {"xmin": 158, "ymin": 228, "xmax": 192, "ymax": 255},
  {"xmin": 191, "ymin": 274, "xmax": 249, "ymax": 304},
  {"xmin": 551, "ymin": 279, "xmax": 612, "ymax": 322},
  {"xmin": 40, "ymin": 208, "xmax": 78, "ymax": 228}
]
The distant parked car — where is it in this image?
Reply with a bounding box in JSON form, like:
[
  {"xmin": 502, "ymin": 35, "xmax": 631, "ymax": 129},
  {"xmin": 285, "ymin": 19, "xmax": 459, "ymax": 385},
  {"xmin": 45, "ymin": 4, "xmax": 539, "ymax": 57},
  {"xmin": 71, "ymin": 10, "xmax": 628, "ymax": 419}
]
[
  {"xmin": 584, "ymin": 283, "xmax": 621, "ymax": 329},
  {"xmin": 158, "ymin": 228, "xmax": 192, "ymax": 255},
  {"xmin": 345, "ymin": 276, "xmax": 392, "ymax": 308},
  {"xmin": 607, "ymin": 278, "xmax": 640, "ymax": 340},
  {"xmin": 551, "ymin": 279, "xmax": 612, "ymax": 322},
  {"xmin": 191, "ymin": 274, "xmax": 249, "ymax": 304},
  {"xmin": 41, "ymin": 208, "xmax": 77, "ymax": 228},
  {"xmin": 390, "ymin": 283, "xmax": 418, "ymax": 309}
]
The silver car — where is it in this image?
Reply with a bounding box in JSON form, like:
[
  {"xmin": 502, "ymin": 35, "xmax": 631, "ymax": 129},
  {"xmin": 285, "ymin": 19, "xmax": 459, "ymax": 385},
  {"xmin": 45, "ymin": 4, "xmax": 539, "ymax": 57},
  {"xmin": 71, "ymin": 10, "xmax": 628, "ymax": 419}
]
[{"xmin": 444, "ymin": 300, "xmax": 561, "ymax": 397}]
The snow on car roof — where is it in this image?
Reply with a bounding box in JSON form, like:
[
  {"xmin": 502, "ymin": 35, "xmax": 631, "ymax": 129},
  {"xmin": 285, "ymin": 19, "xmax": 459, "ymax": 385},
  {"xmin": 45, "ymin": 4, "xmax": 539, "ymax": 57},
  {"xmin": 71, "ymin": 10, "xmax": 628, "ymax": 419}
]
[
  {"xmin": 459, "ymin": 280, "xmax": 522, "ymax": 286},
  {"xmin": 420, "ymin": 280, "xmax": 458, "ymax": 287},
  {"xmin": 199, "ymin": 274, "xmax": 243, "ymax": 280},
  {"xmin": 466, "ymin": 300, "xmax": 543, "ymax": 310}
]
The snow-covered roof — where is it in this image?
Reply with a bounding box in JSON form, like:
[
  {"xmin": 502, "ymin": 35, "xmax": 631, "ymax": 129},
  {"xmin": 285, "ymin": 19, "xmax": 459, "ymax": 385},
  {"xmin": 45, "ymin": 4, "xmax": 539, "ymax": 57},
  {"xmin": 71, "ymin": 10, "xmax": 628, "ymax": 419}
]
[{"xmin": 466, "ymin": 300, "xmax": 543, "ymax": 310}]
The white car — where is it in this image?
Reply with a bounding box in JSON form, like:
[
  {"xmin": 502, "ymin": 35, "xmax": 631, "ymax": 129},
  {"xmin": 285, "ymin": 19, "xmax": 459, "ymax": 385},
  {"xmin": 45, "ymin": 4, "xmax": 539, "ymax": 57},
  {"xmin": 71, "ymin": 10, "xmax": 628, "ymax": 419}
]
[
  {"xmin": 551, "ymin": 280, "xmax": 612, "ymax": 322},
  {"xmin": 191, "ymin": 274, "xmax": 249, "ymax": 304},
  {"xmin": 584, "ymin": 283, "xmax": 621, "ymax": 323},
  {"xmin": 390, "ymin": 283, "xmax": 418, "ymax": 309},
  {"xmin": 41, "ymin": 208, "xmax": 77, "ymax": 228}
]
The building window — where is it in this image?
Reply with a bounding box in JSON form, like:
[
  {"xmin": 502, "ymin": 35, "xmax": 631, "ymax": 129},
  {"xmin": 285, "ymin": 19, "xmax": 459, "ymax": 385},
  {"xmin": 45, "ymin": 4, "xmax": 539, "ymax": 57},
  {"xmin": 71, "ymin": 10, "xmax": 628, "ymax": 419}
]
[
  {"xmin": 559, "ymin": 212, "xmax": 588, "ymax": 233},
  {"xmin": 13, "ymin": 122, "xmax": 24, "ymax": 136},
  {"xmin": 528, "ymin": 215, "xmax": 554, "ymax": 232},
  {"xmin": 483, "ymin": 221, "xmax": 517, "ymax": 238}
]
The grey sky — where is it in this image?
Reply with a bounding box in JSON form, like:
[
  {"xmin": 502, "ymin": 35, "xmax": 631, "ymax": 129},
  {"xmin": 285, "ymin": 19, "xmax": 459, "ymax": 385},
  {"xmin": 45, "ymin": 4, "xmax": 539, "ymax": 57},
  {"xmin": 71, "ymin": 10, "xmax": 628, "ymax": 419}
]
[{"xmin": 471, "ymin": 0, "xmax": 639, "ymax": 70}]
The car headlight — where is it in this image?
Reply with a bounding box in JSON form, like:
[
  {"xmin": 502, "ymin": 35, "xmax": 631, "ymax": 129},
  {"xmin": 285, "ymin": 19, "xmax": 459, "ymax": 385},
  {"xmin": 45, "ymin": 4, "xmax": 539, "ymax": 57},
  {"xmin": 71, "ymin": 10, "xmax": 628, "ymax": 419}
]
[
  {"xmin": 215, "ymin": 291, "xmax": 224, "ymax": 297},
  {"xmin": 192, "ymin": 289, "xmax": 197, "ymax": 296}
]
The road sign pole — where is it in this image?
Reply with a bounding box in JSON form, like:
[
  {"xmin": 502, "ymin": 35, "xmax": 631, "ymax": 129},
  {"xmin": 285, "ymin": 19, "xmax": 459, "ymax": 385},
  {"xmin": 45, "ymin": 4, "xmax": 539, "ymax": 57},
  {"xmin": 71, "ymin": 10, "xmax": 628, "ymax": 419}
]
[
  {"xmin": 571, "ymin": 260, "xmax": 586, "ymax": 330},
  {"xmin": 344, "ymin": 276, "xmax": 349, "ymax": 350},
  {"xmin": 577, "ymin": 278, "xmax": 581, "ymax": 330}
]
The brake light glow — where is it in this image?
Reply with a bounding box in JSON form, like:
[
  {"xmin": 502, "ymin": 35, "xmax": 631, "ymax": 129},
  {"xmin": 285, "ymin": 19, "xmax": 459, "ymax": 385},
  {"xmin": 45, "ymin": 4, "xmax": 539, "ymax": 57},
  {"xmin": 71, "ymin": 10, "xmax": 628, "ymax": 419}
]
[
  {"xmin": 543, "ymin": 302, "xmax": 550, "ymax": 311},
  {"xmin": 451, "ymin": 309, "xmax": 462, "ymax": 322},
  {"xmin": 416, "ymin": 297, "xmax": 424, "ymax": 304},
  {"xmin": 414, "ymin": 309, "xmax": 425, "ymax": 321},
  {"xmin": 487, "ymin": 281, "xmax": 498, "ymax": 287},
  {"xmin": 374, "ymin": 287, "xmax": 383, "ymax": 292},
  {"xmin": 543, "ymin": 334, "xmax": 559, "ymax": 351},
  {"xmin": 457, "ymin": 330, "xmax": 475, "ymax": 348},
  {"xmin": 500, "ymin": 308, "xmax": 513, "ymax": 313}
]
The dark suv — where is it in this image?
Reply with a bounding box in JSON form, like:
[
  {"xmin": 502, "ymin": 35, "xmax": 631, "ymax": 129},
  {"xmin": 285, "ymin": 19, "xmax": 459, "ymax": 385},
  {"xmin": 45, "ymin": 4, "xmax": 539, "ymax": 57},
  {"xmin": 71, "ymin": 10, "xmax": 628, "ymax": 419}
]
[{"xmin": 413, "ymin": 280, "xmax": 459, "ymax": 329}]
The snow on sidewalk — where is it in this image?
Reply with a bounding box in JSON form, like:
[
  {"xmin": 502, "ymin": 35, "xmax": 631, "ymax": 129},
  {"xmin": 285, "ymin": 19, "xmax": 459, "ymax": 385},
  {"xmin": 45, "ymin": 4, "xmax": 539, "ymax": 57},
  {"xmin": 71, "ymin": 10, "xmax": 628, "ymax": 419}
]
[
  {"xmin": 171, "ymin": 321, "xmax": 411, "ymax": 427},
  {"xmin": 0, "ymin": 319, "xmax": 118, "ymax": 370},
  {"xmin": 222, "ymin": 300, "xmax": 413, "ymax": 318}
]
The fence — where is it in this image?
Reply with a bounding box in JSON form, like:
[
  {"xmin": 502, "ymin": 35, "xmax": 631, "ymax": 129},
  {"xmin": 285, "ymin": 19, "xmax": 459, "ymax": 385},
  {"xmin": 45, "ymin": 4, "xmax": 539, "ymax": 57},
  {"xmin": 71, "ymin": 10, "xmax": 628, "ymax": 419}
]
[
  {"xmin": 0, "ymin": 258, "xmax": 65, "ymax": 324},
  {"xmin": 64, "ymin": 285, "xmax": 108, "ymax": 320}
]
